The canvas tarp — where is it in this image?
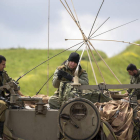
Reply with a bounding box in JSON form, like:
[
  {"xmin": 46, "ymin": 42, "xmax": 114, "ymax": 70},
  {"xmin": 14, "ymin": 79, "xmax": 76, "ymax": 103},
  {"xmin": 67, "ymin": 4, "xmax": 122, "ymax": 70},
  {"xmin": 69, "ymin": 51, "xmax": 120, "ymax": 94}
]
[{"xmin": 95, "ymin": 100, "xmax": 134, "ymax": 140}]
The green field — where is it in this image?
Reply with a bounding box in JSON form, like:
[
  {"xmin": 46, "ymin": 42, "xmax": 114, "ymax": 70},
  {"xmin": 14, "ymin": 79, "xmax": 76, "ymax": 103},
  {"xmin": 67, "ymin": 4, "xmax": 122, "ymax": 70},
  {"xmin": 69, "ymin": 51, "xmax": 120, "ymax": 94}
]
[{"xmin": 0, "ymin": 40, "xmax": 140, "ymax": 96}]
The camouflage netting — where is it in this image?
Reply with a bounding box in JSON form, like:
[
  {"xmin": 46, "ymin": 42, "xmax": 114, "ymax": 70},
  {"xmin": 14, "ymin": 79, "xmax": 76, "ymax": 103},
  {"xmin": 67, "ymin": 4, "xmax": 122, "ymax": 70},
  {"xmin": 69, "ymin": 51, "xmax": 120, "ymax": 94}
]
[{"xmin": 95, "ymin": 100, "xmax": 134, "ymax": 140}]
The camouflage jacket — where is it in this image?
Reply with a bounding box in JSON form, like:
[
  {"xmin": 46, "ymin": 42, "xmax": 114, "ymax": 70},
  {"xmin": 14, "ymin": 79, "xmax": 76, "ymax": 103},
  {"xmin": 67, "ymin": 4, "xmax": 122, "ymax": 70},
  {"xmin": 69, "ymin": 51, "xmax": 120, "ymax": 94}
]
[
  {"xmin": 127, "ymin": 69, "xmax": 140, "ymax": 95},
  {"xmin": 0, "ymin": 70, "xmax": 13, "ymax": 97},
  {"xmin": 52, "ymin": 61, "xmax": 89, "ymax": 89},
  {"xmin": 0, "ymin": 70, "xmax": 12, "ymax": 86}
]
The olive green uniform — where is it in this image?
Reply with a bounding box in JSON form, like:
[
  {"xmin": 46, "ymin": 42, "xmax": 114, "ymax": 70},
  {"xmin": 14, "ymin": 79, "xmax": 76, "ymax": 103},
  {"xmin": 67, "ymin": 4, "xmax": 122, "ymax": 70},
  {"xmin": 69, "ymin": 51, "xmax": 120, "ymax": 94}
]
[
  {"xmin": 52, "ymin": 64, "xmax": 89, "ymax": 89},
  {"xmin": 0, "ymin": 71, "xmax": 12, "ymax": 86},
  {"xmin": 0, "ymin": 71, "xmax": 12, "ymax": 122},
  {"xmin": 127, "ymin": 69, "xmax": 140, "ymax": 99},
  {"xmin": 49, "ymin": 61, "xmax": 89, "ymax": 109}
]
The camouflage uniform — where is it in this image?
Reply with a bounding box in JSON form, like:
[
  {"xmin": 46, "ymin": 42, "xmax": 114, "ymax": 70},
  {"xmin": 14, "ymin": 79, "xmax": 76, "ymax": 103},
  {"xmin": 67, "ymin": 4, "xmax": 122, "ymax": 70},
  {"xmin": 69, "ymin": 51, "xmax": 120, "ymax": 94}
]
[
  {"xmin": 52, "ymin": 61, "xmax": 89, "ymax": 88},
  {"xmin": 0, "ymin": 71, "xmax": 12, "ymax": 122},
  {"xmin": 127, "ymin": 69, "xmax": 140, "ymax": 99},
  {"xmin": 49, "ymin": 61, "xmax": 89, "ymax": 109}
]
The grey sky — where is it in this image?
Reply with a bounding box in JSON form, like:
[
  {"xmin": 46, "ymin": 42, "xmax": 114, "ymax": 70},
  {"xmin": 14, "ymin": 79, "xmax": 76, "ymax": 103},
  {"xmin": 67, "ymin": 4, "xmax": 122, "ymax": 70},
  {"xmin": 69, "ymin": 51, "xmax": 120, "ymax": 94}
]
[{"xmin": 0, "ymin": 0, "xmax": 140, "ymax": 57}]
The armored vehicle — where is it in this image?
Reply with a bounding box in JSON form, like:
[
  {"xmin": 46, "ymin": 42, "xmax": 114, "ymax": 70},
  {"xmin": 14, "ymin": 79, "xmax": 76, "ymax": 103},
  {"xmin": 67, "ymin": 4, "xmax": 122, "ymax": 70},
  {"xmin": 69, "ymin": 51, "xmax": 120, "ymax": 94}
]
[
  {"xmin": 0, "ymin": 79, "xmax": 140, "ymax": 140},
  {"xmin": 1, "ymin": 0, "xmax": 140, "ymax": 140}
]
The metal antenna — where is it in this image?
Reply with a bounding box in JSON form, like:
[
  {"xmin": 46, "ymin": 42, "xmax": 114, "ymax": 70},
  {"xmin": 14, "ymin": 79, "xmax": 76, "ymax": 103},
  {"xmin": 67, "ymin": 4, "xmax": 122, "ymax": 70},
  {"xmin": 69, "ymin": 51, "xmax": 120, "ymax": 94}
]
[
  {"xmin": 64, "ymin": 0, "xmax": 76, "ymax": 20},
  {"xmin": 65, "ymin": 17, "xmax": 110, "ymax": 41},
  {"xmin": 76, "ymin": 46, "xmax": 86, "ymax": 72},
  {"xmin": 75, "ymin": 43, "xmax": 84, "ymax": 52},
  {"xmin": 71, "ymin": 0, "xmax": 81, "ymax": 27},
  {"xmin": 89, "ymin": 39, "xmax": 140, "ymax": 46},
  {"xmin": 47, "ymin": 0, "xmax": 50, "ymax": 96},
  {"xmin": 86, "ymin": 42, "xmax": 106, "ymax": 83},
  {"xmin": 66, "ymin": 39, "xmax": 140, "ymax": 46},
  {"xmin": 60, "ymin": 0, "xmax": 84, "ymax": 36},
  {"xmin": 89, "ymin": 17, "xmax": 110, "ymax": 38},
  {"xmin": 60, "ymin": 0, "xmax": 117, "ymax": 84},
  {"xmin": 60, "ymin": 0, "xmax": 77, "ymax": 22},
  {"xmin": 91, "ymin": 19, "xmax": 138, "ymax": 38},
  {"xmin": 60, "ymin": 1, "xmax": 139, "ymax": 84},
  {"xmin": 86, "ymin": 46, "xmax": 98, "ymax": 85},
  {"xmin": 36, "ymin": 74, "xmax": 53, "ymax": 95},
  {"xmin": 88, "ymin": 0, "xmax": 104, "ymax": 38},
  {"xmin": 87, "ymin": 40, "xmax": 122, "ymax": 84},
  {"xmin": 16, "ymin": 41, "xmax": 84, "ymax": 82}
]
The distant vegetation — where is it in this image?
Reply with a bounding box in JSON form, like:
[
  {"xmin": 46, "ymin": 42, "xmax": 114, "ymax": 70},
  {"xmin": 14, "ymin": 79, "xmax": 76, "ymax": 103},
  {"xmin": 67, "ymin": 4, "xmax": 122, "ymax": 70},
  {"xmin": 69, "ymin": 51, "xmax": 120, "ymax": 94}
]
[{"xmin": 0, "ymin": 40, "xmax": 140, "ymax": 96}]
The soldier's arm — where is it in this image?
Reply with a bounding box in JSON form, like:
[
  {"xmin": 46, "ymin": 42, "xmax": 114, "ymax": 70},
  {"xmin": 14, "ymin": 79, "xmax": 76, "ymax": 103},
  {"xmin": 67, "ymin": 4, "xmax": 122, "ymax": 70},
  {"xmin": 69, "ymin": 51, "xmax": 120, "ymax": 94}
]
[
  {"xmin": 4, "ymin": 71, "xmax": 12, "ymax": 83},
  {"xmin": 52, "ymin": 69, "xmax": 61, "ymax": 88},
  {"xmin": 4, "ymin": 72, "xmax": 13, "ymax": 94},
  {"xmin": 127, "ymin": 76, "xmax": 140, "ymax": 95},
  {"xmin": 134, "ymin": 76, "xmax": 140, "ymax": 94},
  {"xmin": 5, "ymin": 72, "xmax": 24, "ymax": 95},
  {"xmin": 79, "ymin": 71, "xmax": 89, "ymax": 85},
  {"xmin": 17, "ymin": 90, "xmax": 23, "ymax": 96},
  {"xmin": 127, "ymin": 78, "xmax": 133, "ymax": 94}
]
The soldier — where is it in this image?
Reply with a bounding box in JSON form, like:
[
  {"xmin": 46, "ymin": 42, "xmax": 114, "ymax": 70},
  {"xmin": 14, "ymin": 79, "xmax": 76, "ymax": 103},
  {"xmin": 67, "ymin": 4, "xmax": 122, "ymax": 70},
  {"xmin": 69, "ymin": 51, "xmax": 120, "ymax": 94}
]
[
  {"xmin": 125, "ymin": 63, "xmax": 140, "ymax": 99},
  {"xmin": 0, "ymin": 55, "xmax": 22, "ymax": 139},
  {"xmin": 49, "ymin": 52, "xmax": 89, "ymax": 109}
]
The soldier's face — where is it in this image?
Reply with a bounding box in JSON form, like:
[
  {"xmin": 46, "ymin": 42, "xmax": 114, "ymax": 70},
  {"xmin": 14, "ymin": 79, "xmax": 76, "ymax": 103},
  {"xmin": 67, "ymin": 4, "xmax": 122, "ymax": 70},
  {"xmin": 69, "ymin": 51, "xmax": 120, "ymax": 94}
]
[
  {"xmin": 68, "ymin": 61, "xmax": 77, "ymax": 69},
  {"xmin": 127, "ymin": 70, "xmax": 137, "ymax": 76},
  {"xmin": 0, "ymin": 60, "xmax": 6, "ymax": 71}
]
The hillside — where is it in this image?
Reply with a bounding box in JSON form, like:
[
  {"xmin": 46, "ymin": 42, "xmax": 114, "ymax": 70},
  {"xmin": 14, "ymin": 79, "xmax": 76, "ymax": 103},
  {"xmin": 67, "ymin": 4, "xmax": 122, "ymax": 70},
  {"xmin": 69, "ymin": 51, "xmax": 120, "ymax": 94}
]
[
  {"xmin": 0, "ymin": 40, "xmax": 140, "ymax": 96},
  {"xmin": 0, "ymin": 48, "xmax": 107, "ymax": 96}
]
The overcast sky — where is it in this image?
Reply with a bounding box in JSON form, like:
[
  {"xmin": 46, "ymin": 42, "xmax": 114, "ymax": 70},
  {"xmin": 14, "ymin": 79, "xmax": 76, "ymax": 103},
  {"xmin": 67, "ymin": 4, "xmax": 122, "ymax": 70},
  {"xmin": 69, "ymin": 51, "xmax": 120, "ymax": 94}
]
[{"xmin": 0, "ymin": 0, "xmax": 140, "ymax": 57}]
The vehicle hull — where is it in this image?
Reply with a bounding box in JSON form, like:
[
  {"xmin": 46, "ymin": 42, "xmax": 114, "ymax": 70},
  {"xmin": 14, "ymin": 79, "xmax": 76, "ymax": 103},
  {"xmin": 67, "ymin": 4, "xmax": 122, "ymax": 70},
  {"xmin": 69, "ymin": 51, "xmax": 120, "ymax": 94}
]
[{"xmin": 5, "ymin": 108, "xmax": 59, "ymax": 140}]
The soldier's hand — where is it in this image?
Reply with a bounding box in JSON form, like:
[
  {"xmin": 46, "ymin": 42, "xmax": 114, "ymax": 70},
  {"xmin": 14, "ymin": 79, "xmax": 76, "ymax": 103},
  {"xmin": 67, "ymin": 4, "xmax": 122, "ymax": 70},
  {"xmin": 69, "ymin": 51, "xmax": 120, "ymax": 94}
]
[
  {"xmin": 57, "ymin": 70, "xmax": 63, "ymax": 80},
  {"xmin": 57, "ymin": 70, "xmax": 73, "ymax": 81}
]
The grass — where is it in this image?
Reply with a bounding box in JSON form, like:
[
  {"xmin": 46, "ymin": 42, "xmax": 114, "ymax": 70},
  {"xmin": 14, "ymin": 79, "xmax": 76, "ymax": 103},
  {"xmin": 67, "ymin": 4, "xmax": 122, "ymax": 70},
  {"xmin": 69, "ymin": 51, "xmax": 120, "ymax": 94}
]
[{"xmin": 0, "ymin": 40, "xmax": 140, "ymax": 96}]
